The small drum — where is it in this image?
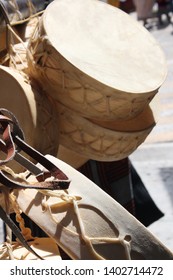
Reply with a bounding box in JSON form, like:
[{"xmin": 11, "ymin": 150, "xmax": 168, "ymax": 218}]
[
  {"xmin": 55, "ymin": 100, "xmax": 157, "ymax": 161},
  {"xmin": 27, "ymin": 0, "xmax": 166, "ymax": 120},
  {"xmin": 0, "ymin": 65, "xmax": 59, "ymax": 172},
  {"xmin": 14, "ymin": 154, "xmax": 173, "ymax": 259}
]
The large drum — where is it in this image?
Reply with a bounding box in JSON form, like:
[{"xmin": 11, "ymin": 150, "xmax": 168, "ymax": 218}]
[
  {"xmin": 0, "ymin": 65, "xmax": 59, "ymax": 172},
  {"xmin": 13, "ymin": 154, "xmax": 173, "ymax": 259},
  {"xmin": 55, "ymin": 99, "xmax": 157, "ymax": 161},
  {"xmin": 27, "ymin": 0, "xmax": 166, "ymax": 120}
]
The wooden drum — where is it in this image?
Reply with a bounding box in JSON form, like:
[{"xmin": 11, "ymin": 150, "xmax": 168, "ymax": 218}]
[
  {"xmin": 0, "ymin": 65, "xmax": 59, "ymax": 172},
  {"xmin": 14, "ymin": 154, "xmax": 173, "ymax": 259},
  {"xmin": 55, "ymin": 99, "xmax": 157, "ymax": 161},
  {"xmin": 27, "ymin": 0, "xmax": 166, "ymax": 120}
]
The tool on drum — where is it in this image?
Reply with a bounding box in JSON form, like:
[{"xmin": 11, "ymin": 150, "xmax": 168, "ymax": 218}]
[
  {"xmin": 0, "ymin": 108, "xmax": 70, "ymax": 190},
  {"xmin": 0, "ymin": 108, "xmax": 67, "ymax": 260}
]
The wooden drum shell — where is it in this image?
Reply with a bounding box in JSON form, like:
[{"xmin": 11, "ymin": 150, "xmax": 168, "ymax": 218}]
[
  {"xmin": 26, "ymin": 0, "xmax": 167, "ymax": 121},
  {"xmin": 0, "ymin": 65, "xmax": 59, "ymax": 172}
]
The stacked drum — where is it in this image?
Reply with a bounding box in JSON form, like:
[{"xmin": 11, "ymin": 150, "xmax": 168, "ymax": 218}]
[
  {"xmin": 26, "ymin": 0, "xmax": 166, "ymax": 162},
  {"xmin": 1, "ymin": 0, "xmax": 173, "ymax": 261}
]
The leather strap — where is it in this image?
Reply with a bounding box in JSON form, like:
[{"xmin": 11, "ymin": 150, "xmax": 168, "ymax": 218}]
[
  {"xmin": 0, "ymin": 108, "xmax": 70, "ymax": 190},
  {"xmin": 0, "ymin": 108, "xmax": 69, "ymax": 260}
]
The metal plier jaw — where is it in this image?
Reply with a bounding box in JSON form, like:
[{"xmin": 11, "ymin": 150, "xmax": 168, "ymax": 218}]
[{"xmin": 0, "ymin": 108, "xmax": 70, "ymax": 191}]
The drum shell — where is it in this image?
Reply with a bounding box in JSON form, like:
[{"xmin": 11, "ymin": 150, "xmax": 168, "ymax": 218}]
[
  {"xmin": 55, "ymin": 101, "xmax": 155, "ymax": 161},
  {"xmin": 26, "ymin": 0, "xmax": 166, "ymax": 121},
  {"xmin": 0, "ymin": 65, "xmax": 59, "ymax": 172},
  {"xmin": 27, "ymin": 31, "xmax": 157, "ymax": 121}
]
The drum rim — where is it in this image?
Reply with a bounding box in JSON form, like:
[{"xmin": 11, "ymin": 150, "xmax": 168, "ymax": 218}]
[
  {"xmin": 56, "ymin": 101, "xmax": 155, "ymax": 161},
  {"xmin": 42, "ymin": 0, "xmax": 167, "ymax": 94}
]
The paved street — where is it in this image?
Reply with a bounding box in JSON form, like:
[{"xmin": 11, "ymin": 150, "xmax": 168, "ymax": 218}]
[{"xmin": 0, "ymin": 7, "xmax": 173, "ymax": 255}]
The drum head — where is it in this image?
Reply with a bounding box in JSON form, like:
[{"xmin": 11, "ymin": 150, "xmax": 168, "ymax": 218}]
[{"xmin": 43, "ymin": 0, "xmax": 166, "ymax": 94}]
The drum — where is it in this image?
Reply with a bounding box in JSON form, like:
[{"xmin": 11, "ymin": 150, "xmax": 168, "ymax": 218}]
[
  {"xmin": 0, "ymin": 65, "xmax": 59, "ymax": 172},
  {"xmin": 55, "ymin": 99, "xmax": 157, "ymax": 161},
  {"xmin": 13, "ymin": 154, "xmax": 173, "ymax": 259},
  {"xmin": 27, "ymin": 0, "xmax": 166, "ymax": 120}
]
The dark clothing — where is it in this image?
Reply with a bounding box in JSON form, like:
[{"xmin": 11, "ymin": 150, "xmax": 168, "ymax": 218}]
[{"xmin": 78, "ymin": 158, "xmax": 164, "ymax": 227}]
